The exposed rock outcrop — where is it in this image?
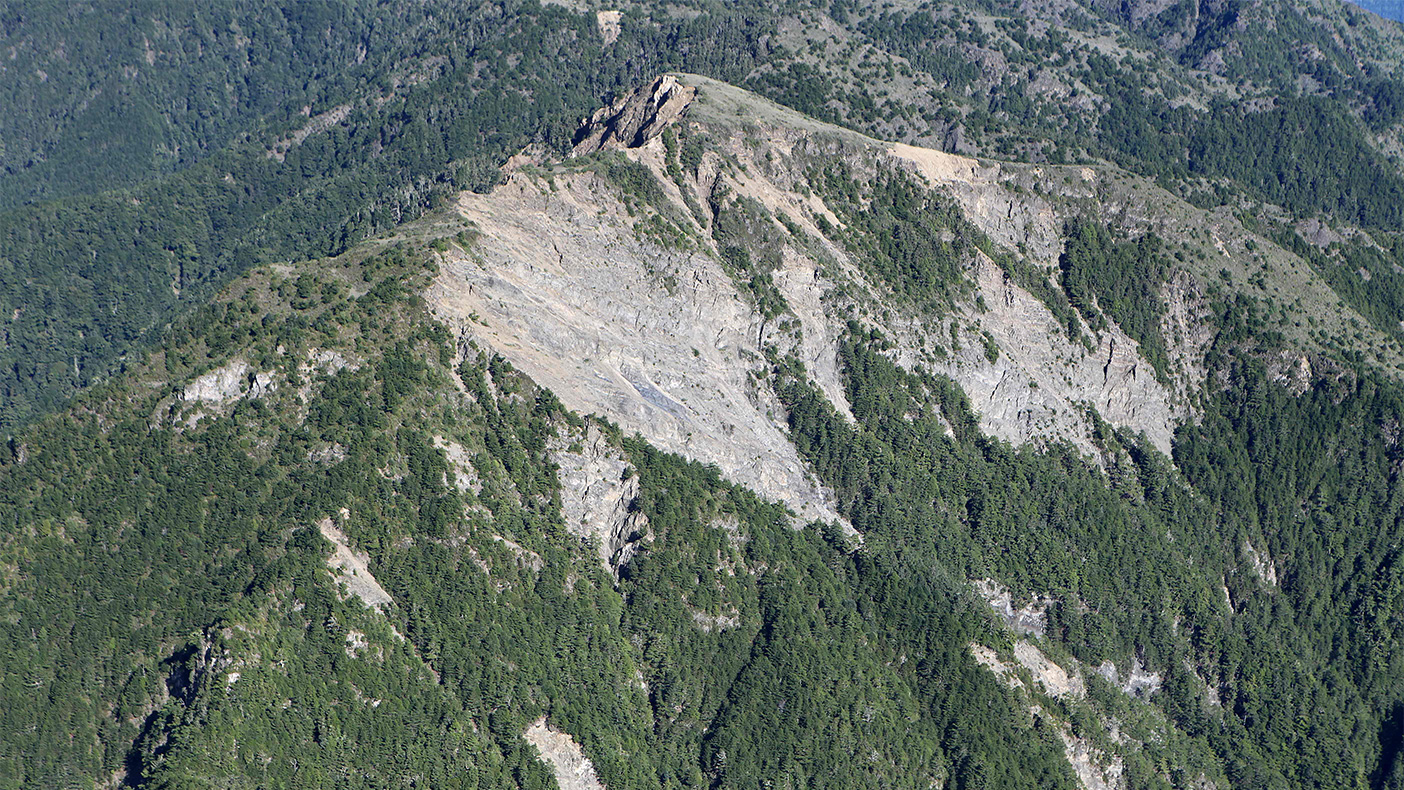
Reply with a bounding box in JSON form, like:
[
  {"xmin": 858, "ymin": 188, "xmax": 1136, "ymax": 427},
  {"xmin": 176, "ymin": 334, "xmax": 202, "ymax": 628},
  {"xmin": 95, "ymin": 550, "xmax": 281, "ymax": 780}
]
[
  {"xmin": 1161, "ymin": 269, "xmax": 1214, "ymax": 398},
  {"xmin": 689, "ymin": 605, "xmax": 742, "ymax": 632},
  {"xmin": 1061, "ymin": 732, "xmax": 1127, "ymax": 790},
  {"xmin": 572, "ymin": 75, "xmax": 695, "ymax": 155},
  {"xmin": 433, "ymin": 435, "xmax": 483, "ymax": 493},
  {"xmin": 182, "ymin": 359, "xmax": 276, "ymax": 404},
  {"xmin": 973, "ymin": 578, "xmax": 1053, "ymax": 638},
  {"xmin": 688, "ymin": 76, "xmax": 1185, "ymax": 455},
  {"xmin": 911, "ymin": 250, "xmax": 1180, "ymax": 455},
  {"xmin": 551, "ymin": 424, "xmax": 649, "ymax": 576},
  {"xmin": 319, "ymin": 517, "xmax": 394, "ymax": 611},
  {"xmin": 183, "ymin": 359, "xmax": 252, "ymax": 403},
  {"xmin": 1243, "ymin": 540, "xmax": 1279, "ymax": 587},
  {"xmin": 970, "ymin": 640, "xmax": 1124, "ymax": 790},
  {"xmin": 595, "ymin": 10, "xmax": 621, "ymax": 47},
  {"xmin": 524, "ymin": 718, "xmax": 607, "ymax": 790},
  {"xmin": 970, "ymin": 641, "xmax": 1085, "ymax": 700}
]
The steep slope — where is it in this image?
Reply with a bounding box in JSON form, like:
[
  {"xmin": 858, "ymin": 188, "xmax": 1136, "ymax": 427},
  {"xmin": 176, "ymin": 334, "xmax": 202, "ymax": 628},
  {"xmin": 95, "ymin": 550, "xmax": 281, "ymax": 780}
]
[
  {"xmin": 422, "ymin": 75, "xmax": 1404, "ymax": 789},
  {"xmin": 0, "ymin": 215, "xmax": 1081, "ymax": 790},
  {"xmin": 7, "ymin": 0, "xmax": 1404, "ymax": 439},
  {"xmin": 432, "ymin": 74, "xmax": 1402, "ymax": 466}
]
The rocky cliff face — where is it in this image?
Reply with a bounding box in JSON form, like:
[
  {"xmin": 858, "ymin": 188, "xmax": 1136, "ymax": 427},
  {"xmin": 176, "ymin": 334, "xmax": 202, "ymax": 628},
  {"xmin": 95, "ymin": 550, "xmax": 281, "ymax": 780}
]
[
  {"xmin": 552, "ymin": 423, "xmax": 650, "ymax": 576},
  {"xmin": 430, "ymin": 163, "xmax": 849, "ymax": 528},
  {"xmin": 571, "ymin": 75, "xmax": 696, "ymax": 156}
]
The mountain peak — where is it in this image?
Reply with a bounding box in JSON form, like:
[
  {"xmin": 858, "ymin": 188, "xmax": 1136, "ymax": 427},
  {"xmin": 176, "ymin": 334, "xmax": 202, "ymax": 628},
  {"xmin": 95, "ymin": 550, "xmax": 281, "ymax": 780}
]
[{"xmin": 572, "ymin": 74, "xmax": 697, "ymax": 156}]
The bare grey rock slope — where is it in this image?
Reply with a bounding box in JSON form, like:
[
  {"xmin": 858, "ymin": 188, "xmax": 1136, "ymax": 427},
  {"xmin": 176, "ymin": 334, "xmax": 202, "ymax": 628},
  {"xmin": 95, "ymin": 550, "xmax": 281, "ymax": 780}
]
[
  {"xmin": 430, "ymin": 74, "xmax": 1193, "ymax": 476},
  {"xmin": 429, "ymin": 73, "xmax": 1384, "ymax": 526},
  {"xmin": 430, "ymin": 167, "xmax": 848, "ymax": 527}
]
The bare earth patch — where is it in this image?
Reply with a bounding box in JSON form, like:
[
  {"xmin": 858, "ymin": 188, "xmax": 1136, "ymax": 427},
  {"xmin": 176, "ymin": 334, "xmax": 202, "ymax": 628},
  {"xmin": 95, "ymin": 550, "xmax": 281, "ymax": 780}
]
[
  {"xmin": 318, "ymin": 518, "xmax": 394, "ymax": 611},
  {"xmin": 524, "ymin": 718, "xmax": 606, "ymax": 790}
]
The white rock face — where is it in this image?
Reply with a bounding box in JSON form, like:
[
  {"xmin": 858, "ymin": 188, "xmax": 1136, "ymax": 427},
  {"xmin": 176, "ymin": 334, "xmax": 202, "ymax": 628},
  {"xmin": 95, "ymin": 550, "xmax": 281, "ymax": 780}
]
[
  {"xmin": 248, "ymin": 371, "xmax": 277, "ymax": 398},
  {"xmin": 890, "ymin": 143, "xmax": 1064, "ymax": 264},
  {"xmin": 1014, "ymin": 641, "xmax": 1086, "ymax": 699},
  {"xmin": 704, "ymin": 77, "xmax": 1183, "ymax": 455},
  {"xmin": 181, "ymin": 359, "xmax": 277, "ymax": 413},
  {"xmin": 770, "ymin": 246, "xmax": 856, "ymax": 423},
  {"xmin": 552, "ymin": 424, "xmax": 649, "ymax": 575},
  {"xmin": 572, "ymin": 74, "xmax": 694, "ymax": 156},
  {"xmin": 1121, "ymin": 656, "xmax": 1163, "ymax": 698},
  {"xmin": 183, "ymin": 360, "xmax": 252, "ymax": 404},
  {"xmin": 962, "ymin": 253, "xmax": 1177, "ymax": 454},
  {"xmin": 433, "ymin": 435, "xmax": 482, "ymax": 494},
  {"xmin": 976, "ymin": 579, "xmax": 1162, "ymax": 701},
  {"xmin": 524, "ymin": 718, "xmax": 607, "ymax": 790},
  {"xmin": 595, "ymin": 10, "xmax": 621, "ymax": 47},
  {"xmin": 174, "ymin": 359, "xmax": 278, "ymax": 429},
  {"xmin": 969, "ymin": 644, "xmax": 1025, "ymax": 689},
  {"xmin": 1161, "ymin": 269, "xmax": 1215, "ymax": 399},
  {"xmin": 689, "ymin": 605, "xmax": 742, "ymax": 632}
]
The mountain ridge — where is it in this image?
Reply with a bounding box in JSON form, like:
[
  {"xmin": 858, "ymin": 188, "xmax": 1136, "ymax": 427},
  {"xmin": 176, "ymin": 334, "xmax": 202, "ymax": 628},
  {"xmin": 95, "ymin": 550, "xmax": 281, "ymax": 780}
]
[
  {"xmin": 9, "ymin": 4, "xmax": 1404, "ymax": 789},
  {"xmin": 438, "ymin": 73, "xmax": 1403, "ymax": 465}
]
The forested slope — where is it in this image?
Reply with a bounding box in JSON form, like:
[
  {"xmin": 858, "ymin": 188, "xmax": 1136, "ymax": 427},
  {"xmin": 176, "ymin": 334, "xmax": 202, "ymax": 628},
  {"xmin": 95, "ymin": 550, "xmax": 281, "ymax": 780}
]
[{"xmin": 0, "ymin": 228, "xmax": 1080, "ymax": 790}]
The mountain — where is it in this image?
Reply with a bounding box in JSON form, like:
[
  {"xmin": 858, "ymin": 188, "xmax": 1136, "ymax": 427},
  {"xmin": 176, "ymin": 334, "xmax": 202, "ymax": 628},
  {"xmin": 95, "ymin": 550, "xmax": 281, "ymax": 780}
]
[
  {"xmin": 9, "ymin": 0, "xmax": 1404, "ymax": 431},
  {"xmin": 7, "ymin": 3, "xmax": 1404, "ymax": 790}
]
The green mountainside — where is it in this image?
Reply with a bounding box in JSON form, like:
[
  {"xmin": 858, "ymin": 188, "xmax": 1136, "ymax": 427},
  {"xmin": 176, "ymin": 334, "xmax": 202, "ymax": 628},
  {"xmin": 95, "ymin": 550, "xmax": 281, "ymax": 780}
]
[
  {"xmin": 0, "ymin": 229, "xmax": 1075, "ymax": 790},
  {"xmin": 7, "ymin": 2, "xmax": 1404, "ymax": 790}
]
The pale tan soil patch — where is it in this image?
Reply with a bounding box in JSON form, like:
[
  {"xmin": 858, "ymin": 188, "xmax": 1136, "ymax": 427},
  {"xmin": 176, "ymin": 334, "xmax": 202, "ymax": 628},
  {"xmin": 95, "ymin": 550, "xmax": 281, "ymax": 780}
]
[{"xmin": 319, "ymin": 518, "xmax": 394, "ymax": 611}]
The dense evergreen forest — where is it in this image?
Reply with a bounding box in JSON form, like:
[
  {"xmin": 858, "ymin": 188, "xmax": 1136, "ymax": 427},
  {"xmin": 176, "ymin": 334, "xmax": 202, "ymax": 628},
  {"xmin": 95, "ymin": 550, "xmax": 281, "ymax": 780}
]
[{"xmin": 778, "ymin": 331, "xmax": 1404, "ymax": 788}]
